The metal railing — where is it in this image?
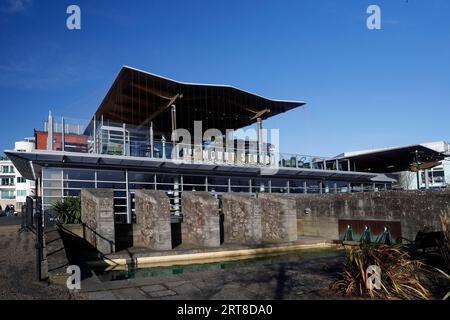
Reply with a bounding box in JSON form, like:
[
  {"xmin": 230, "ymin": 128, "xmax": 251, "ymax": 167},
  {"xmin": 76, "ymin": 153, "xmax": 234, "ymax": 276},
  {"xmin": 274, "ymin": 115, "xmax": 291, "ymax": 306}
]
[{"xmin": 42, "ymin": 117, "xmax": 351, "ymax": 172}]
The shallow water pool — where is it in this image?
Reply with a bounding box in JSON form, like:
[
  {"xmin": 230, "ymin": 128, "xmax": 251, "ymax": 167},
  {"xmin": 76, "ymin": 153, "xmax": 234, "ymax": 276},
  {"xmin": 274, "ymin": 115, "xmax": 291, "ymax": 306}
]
[{"xmin": 94, "ymin": 247, "xmax": 344, "ymax": 282}]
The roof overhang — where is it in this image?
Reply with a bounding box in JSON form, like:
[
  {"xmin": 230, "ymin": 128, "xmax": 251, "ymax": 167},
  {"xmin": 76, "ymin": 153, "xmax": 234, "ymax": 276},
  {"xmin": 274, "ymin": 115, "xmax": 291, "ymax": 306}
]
[
  {"xmin": 5, "ymin": 150, "xmax": 395, "ymax": 183},
  {"xmin": 333, "ymin": 144, "xmax": 445, "ymax": 173},
  {"xmin": 86, "ymin": 66, "xmax": 306, "ymax": 136}
]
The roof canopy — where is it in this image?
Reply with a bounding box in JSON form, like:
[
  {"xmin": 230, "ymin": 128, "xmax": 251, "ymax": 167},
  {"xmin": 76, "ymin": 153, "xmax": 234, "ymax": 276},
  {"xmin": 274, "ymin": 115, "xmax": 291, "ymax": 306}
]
[
  {"xmin": 88, "ymin": 66, "xmax": 305, "ymax": 136},
  {"xmin": 4, "ymin": 149, "xmax": 395, "ymax": 184},
  {"xmin": 334, "ymin": 144, "xmax": 445, "ymax": 173}
]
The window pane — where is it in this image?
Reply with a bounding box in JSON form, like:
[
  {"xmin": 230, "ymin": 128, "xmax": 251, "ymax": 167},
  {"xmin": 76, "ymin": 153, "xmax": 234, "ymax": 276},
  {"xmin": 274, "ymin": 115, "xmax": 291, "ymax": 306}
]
[
  {"xmin": 43, "ymin": 180, "xmax": 62, "ymax": 188},
  {"xmin": 43, "ymin": 168, "xmax": 62, "ymax": 180},
  {"xmin": 97, "ymin": 170, "xmax": 125, "ymax": 182},
  {"xmin": 44, "ymin": 189, "xmax": 62, "ymax": 197},
  {"xmin": 63, "ymin": 169, "xmax": 95, "ymax": 181}
]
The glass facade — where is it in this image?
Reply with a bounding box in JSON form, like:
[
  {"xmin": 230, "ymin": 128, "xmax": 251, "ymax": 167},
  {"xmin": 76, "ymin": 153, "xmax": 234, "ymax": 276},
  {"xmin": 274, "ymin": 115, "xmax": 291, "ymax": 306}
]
[{"xmin": 41, "ymin": 167, "xmax": 389, "ymax": 225}]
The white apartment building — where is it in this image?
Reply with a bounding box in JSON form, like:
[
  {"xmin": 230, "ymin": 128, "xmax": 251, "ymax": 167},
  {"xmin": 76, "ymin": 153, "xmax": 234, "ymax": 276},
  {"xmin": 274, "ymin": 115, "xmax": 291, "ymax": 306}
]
[
  {"xmin": 0, "ymin": 138, "xmax": 35, "ymax": 212},
  {"xmin": 0, "ymin": 159, "xmax": 16, "ymax": 210}
]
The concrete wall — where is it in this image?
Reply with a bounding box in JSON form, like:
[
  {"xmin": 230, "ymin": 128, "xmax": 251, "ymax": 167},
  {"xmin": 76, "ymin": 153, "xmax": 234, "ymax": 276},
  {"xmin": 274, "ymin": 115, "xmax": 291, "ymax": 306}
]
[
  {"xmin": 258, "ymin": 194, "xmax": 298, "ymax": 243},
  {"xmin": 222, "ymin": 193, "xmax": 262, "ymax": 244},
  {"xmin": 181, "ymin": 192, "xmax": 220, "ymax": 247},
  {"xmin": 81, "ymin": 189, "xmax": 115, "ymax": 254},
  {"xmin": 134, "ymin": 190, "xmax": 172, "ymax": 250},
  {"xmin": 295, "ymin": 189, "xmax": 450, "ymax": 241}
]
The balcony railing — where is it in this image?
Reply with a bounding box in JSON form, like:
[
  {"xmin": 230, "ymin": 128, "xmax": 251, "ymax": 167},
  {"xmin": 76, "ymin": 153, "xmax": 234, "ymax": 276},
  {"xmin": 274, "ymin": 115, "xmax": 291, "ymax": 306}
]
[{"xmin": 40, "ymin": 117, "xmax": 352, "ymax": 172}]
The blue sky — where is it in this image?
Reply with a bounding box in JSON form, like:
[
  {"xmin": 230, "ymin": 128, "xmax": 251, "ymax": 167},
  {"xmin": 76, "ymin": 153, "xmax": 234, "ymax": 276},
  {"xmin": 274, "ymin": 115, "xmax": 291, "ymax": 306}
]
[{"xmin": 0, "ymin": 0, "xmax": 449, "ymax": 157}]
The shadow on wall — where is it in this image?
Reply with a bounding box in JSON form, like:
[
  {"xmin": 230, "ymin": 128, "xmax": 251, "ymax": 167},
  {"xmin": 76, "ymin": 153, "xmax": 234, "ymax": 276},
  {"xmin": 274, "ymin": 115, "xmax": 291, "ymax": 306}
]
[
  {"xmin": 58, "ymin": 225, "xmax": 100, "ymax": 281},
  {"xmin": 220, "ymin": 213, "xmax": 224, "ymax": 245},
  {"xmin": 105, "ymin": 213, "xmax": 224, "ymax": 251},
  {"xmin": 115, "ymin": 222, "xmax": 184, "ymax": 251},
  {"xmin": 171, "ymin": 222, "xmax": 182, "ymax": 249},
  {"xmin": 115, "ymin": 224, "xmax": 133, "ymax": 251}
]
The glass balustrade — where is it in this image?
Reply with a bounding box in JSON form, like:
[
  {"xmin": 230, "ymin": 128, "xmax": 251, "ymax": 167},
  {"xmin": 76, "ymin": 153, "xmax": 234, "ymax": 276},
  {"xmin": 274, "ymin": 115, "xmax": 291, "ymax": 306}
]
[{"xmin": 38, "ymin": 117, "xmax": 351, "ymax": 172}]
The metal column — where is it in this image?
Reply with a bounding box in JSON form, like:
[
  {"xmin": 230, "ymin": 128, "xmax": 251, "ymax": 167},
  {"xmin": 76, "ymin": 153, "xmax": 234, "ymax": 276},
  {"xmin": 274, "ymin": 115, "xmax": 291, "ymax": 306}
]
[
  {"xmin": 122, "ymin": 123, "xmax": 127, "ymax": 156},
  {"xmin": 150, "ymin": 121, "xmax": 154, "ymax": 158},
  {"xmin": 171, "ymin": 104, "xmax": 177, "ymax": 151},
  {"xmin": 257, "ymin": 117, "xmax": 263, "ymax": 163},
  {"xmin": 93, "ymin": 115, "xmax": 97, "ymax": 153},
  {"xmin": 61, "ymin": 117, "xmax": 65, "ymax": 152},
  {"xmin": 126, "ymin": 169, "xmax": 131, "ymax": 224},
  {"xmin": 47, "ymin": 111, "xmax": 54, "ymax": 151}
]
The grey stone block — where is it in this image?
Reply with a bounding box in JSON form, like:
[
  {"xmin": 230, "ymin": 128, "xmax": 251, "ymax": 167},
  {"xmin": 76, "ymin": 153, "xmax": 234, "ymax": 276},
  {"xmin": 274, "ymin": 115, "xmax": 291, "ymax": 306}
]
[
  {"xmin": 181, "ymin": 192, "xmax": 220, "ymax": 247},
  {"xmin": 134, "ymin": 190, "xmax": 172, "ymax": 250},
  {"xmin": 294, "ymin": 189, "xmax": 450, "ymax": 240},
  {"xmin": 222, "ymin": 193, "xmax": 262, "ymax": 244},
  {"xmin": 81, "ymin": 189, "xmax": 115, "ymax": 254},
  {"xmin": 258, "ymin": 194, "xmax": 298, "ymax": 243}
]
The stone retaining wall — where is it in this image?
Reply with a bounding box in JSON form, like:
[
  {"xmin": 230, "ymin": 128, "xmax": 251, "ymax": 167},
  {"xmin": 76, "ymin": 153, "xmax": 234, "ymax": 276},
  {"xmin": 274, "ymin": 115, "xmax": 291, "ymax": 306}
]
[
  {"xmin": 222, "ymin": 193, "xmax": 262, "ymax": 244},
  {"xmin": 81, "ymin": 189, "xmax": 115, "ymax": 254},
  {"xmin": 134, "ymin": 190, "xmax": 172, "ymax": 250},
  {"xmin": 181, "ymin": 192, "xmax": 220, "ymax": 247},
  {"xmin": 258, "ymin": 194, "xmax": 298, "ymax": 243},
  {"xmin": 295, "ymin": 189, "xmax": 450, "ymax": 241}
]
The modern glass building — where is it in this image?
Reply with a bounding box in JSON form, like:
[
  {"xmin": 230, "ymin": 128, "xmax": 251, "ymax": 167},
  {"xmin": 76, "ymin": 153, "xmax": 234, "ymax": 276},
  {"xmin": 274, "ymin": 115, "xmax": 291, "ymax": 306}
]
[{"xmin": 6, "ymin": 66, "xmax": 395, "ymax": 224}]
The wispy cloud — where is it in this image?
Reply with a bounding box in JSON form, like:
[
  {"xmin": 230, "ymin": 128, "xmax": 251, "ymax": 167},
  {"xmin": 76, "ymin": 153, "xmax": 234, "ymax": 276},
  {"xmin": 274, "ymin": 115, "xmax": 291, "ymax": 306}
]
[{"xmin": 1, "ymin": 0, "xmax": 33, "ymax": 14}]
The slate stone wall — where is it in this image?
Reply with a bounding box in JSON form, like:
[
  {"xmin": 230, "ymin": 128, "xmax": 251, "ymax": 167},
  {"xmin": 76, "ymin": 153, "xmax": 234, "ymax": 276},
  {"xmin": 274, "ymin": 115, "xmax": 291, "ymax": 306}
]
[
  {"xmin": 181, "ymin": 192, "xmax": 220, "ymax": 247},
  {"xmin": 81, "ymin": 189, "xmax": 115, "ymax": 254},
  {"xmin": 134, "ymin": 190, "xmax": 172, "ymax": 250},
  {"xmin": 258, "ymin": 193, "xmax": 298, "ymax": 243},
  {"xmin": 295, "ymin": 190, "xmax": 450, "ymax": 240},
  {"xmin": 222, "ymin": 193, "xmax": 262, "ymax": 244}
]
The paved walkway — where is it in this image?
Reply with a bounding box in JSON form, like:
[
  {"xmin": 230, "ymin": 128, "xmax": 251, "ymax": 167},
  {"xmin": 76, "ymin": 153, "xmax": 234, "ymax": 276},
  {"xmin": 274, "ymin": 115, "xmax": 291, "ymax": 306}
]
[
  {"xmin": 83, "ymin": 251, "xmax": 345, "ymax": 300},
  {"xmin": 0, "ymin": 216, "xmax": 77, "ymax": 300}
]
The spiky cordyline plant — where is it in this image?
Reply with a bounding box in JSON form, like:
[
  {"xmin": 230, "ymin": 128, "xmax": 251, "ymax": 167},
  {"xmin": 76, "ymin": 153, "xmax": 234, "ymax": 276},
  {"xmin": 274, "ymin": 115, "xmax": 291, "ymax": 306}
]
[
  {"xmin": 52, "ymin": 196, "xmax": 81, "ymax": 224},
  {"xmin": 332, "ymin": 244, "xmax": 430, "ymax": 300}
]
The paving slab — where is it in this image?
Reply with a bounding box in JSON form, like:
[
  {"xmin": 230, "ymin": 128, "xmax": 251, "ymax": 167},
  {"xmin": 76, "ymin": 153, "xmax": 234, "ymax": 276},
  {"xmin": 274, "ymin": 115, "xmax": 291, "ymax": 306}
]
[
  {"xmin": 140, "ymin": 284, "xmax": 167, "ymax": 293},
  {"xmin": 147, "ymin": 289, "xmax": 177, "ymax": 298},
  {"xmin": 112, "ymin": 287, "xmax": 149, "ymax": 300}
]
